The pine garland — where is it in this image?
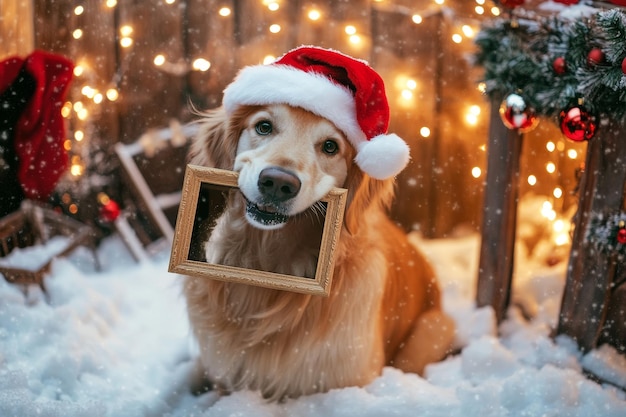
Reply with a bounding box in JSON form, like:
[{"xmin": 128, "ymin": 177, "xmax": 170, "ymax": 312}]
[
  {"xmin": 475, "ymin": 8, "xmax": 626, "ymax": 120},
  {"xmin": 586, "ymin": 211, "xmax": 626, "ymax": 260}
]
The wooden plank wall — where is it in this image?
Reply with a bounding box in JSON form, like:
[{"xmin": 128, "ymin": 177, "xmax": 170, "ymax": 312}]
[{"xmin": 5, "ymin": 0, "xmax": 491, "ymax": 237}]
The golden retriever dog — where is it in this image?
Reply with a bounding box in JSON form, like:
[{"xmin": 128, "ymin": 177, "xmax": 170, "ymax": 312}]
[{"xmin": 183, "ymin": 46, "xmax": 455, "ymax": 401}]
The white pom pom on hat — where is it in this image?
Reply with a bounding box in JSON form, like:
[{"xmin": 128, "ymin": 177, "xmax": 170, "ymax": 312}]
[{"xmin": 222, "ymin": 45, "xmax": 410, "ymax": 180}]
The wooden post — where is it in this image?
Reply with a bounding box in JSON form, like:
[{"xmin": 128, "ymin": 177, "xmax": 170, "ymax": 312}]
[
  {"xmin": 476, "ymin": 95, "xmax": 523, "ymax": 323},
  {"xmin": 557, "ymin": 117, "xmax": 626, "ymax": 352}
]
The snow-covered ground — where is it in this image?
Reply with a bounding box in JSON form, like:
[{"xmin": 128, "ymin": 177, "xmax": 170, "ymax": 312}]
[{"xmin": 1, "ymin": 225, "xmax": 625, "ymax": 416}]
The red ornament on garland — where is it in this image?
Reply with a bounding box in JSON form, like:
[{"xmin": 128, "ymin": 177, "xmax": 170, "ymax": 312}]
[
  {"xmin": 498, "ymin": 0, "xmax": 525, "ymax": 7},
  {"xmin": 98, "ymin": 196, "xmax": 121, "ymax": 223},
  {"xmin": 553, "ymin": 57, "xmax": 567, "ymax": 75},
  {"xmin": 587, "ymin": 48, "xmax": 605, "ymax": 67},
  {"xmin": 618, "ymin": 221, "xmax": 626, "ymax": 245},
  {"xmin": 559, "ymin": 106, "xmax": 597, "ymax": 142},
  {"xmin": 499, "ymin": 93, "xmax": 539, "ymax": 132}
]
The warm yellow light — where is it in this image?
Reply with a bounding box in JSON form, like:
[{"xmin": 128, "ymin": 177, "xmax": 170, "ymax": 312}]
[
  {"xmin": 462, "ymin": 25, "xmax": 475, "ymax": 38},
  {"xmin": 263, "ymin": 55, "xmax": 276, "ymax": 65},
  {"xmin": 218, "ymin": 7, "xmax": 231, "ymax": 16},
  {"xmin": 269, "ymin": 24, "xmax": 281, "ymax": 33},
  {"xmin": 469, "ymin": 105, "xmax": 481, "ymax": 115},
  {"xmin": 452, "ymin": 34, "xmax": 462, "ymax": 44},
  {"xmin": 401, "ymin": 89, "xmax": 413, "ymax": 100},
  {"xmin": 267, "ymin": 2, "xmax": 279, "ymax": 11},
  {"xmin": 555, "ymin": 233, "xmax": 569, "ymax": 246},
  {"xmin": 475, "ymin": 6, "xmax": 485, "ymax": 14},
  {"xmin": 477, "ymin": 82, "xmax": 486, "ymax": 93},
  {"xmin": 61, "ymin": 102, "xmax": 72, "ymax": 118},
  {"xmin": 74, "ymin": 130, "xmax": 84, "ymax": 141},
  {"xmin": 345, "ymin": 25, "xmax": 357, "ymax": 35},
  {"xmin": 420, "ymin": 127, "xmax": 431, "ymax": 137},
  {"xmin": 553, "ymin": 219, "xmax": 565, "ymax": 233},
  {"xmin": 491, "ymin": 7, "xmax": 501, "ymax": 16},
  {"xmin": 81, "ymin": 86, "xmax": 95, "ymax": 98},
  {"xmin": 72, "ymin": 29, "xmax": 83, "ymax": 40},
  {"xmin": 546, "ymin": 162, "xmax": 556, "ymax": 173},
  {"xmin": 64, "ymin": 140, "xmax": 72, "ymax": 151},
  {"xmin": 73, "ymin": 101, "xmax": 84, "ymax": 112},
  {"xmin": 435, "ymin": 0, "xmax": 444, "ymax": 4},
  {"xmin": 406, "ymin": 79, "xmax": 417, "ymax": 90},
  {"xmin": 70, "ymin": 164, "xmax": 83, "ymax": 176},
  {"xmin": 77, "ymin": 108, "xmax": 89, "ymax": 121},
  {"xmin": 349, "ymin": 34, "xmax": 361, "ymax": 44},
  {"xmin": 120, "ymin": 37, "xmax": 133, "ymax": 48},
  {"xmin": 546, "ymin": 141, "xmax": 556, "ymax": 152},
  {"xmin": 465, "ymin": 113, "xmax": 478, "ymax": 126},
  {"xmin": 476, "ymin": 0, "xmax": 485, "ymax": 4},
  {"xmin": 154, "ymin": 54, "xmax": 165, "ymax": 66},
  {"xmin": 120, "ymin": 25, "xmax": 133, "ymax": 37},
  {"xmin": 106, "ymin": 89, "xmax": 119, "ymax": 101},
  {"xmin": 308, "ymin": 9, "xmax": 321, "ymax": 21},
  {"xmin": 479, "ymin": 144, "xmax": 486, "ymax": 151},
  {"xmin": 412, "ymin": 14, "xmax": 423, "ymax": 24},
  {"xmin": 527, "ymin": 175, "xmax": 537, "ymax": 186},
  {"xmin": 69, "ymin": 204, "xmax": 78, "ymax": 214},
  {"xmin": 74, "ymin": 5, "xmax": 84, "ymax": 15},
  {"xmin": 553, "ymin": 187, "xmax": 563, "ymax": 198},
  {"xmin": 93, "ymin": 93, "xmax": 103, "ymax": 104},
  {"xmin": 567, "ymin": 149, "xmax": 578, "ymax": 159},
  {"xmin": 541, "ymin": 201, "xmax": 556, "ymax": 221},
  {"xmin": 471, "ymin": 167, "xmax": 481, "ymax": 178},
  {"xmin": 106, "ymin": 0, "xmax": 117, "ymax": 7},
  {"xmin": 73, "ymin": 65, "xmax": 84, "ymax": 77},
  {"xmin": 192, "ymin": 58, "xmax": 211, "ymax": 72},
  {"xmin": 165, "ymin": 0, "xmax": 175, "ymax": 4},
  {"xmin": 556, "ymin": 141, "xmax": 565, "ymax": 151}
]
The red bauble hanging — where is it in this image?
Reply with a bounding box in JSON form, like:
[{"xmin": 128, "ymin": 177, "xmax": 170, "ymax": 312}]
[
  {"xmin": 617, "ymin": 227, "xmax": 626, "ymax": 245},
  {"xmin": 559, "ymin": 105, "xmax": 597, "ymax": 142},
  {"xmin": 499, "ymin": 93, "xmax": 539, "ymax": 132},
  {"xmin": 99, "ymin": 199, "xmax": 121, "ymax": 223},
  {"xmin": 622, "ymin": 56, "xmax": 626, "ymax": 75},
  {"xmin": 587, "ymin": 48, "xmax": 605, "ymax": 67},
  {"xmin": 498, "ymin": 0, "xmax": 525, "ymax": 7},
  {"xmin": 553, "ymin": 57, "xmax": 567, "ymax": 75}
]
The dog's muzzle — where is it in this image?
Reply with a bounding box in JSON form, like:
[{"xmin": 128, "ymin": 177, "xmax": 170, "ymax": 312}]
[{"xmin": 243, "ymin": 167, "xmax": 301, "ymax": 229}]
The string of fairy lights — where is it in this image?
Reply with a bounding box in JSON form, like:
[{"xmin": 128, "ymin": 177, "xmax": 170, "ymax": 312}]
[{"xmin": 60, "ymin": 0, "xmax": 582, "ymax": 244}]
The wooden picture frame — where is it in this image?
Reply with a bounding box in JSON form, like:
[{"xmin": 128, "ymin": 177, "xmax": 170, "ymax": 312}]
[{"xmin": 168, "ymin": 165, "xmax": 347, "ymax": 296}]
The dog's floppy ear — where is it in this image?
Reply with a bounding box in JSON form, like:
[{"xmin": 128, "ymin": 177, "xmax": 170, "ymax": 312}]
[
  {"xmin": 343, "ymin": 168, "xmax": 396, "ymax": 235},
  {"xmin": 188, "ymin": 106, "xmax": 237, "ymax": 169}
]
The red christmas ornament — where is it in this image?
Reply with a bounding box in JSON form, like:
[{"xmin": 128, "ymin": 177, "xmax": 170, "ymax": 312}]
[
  {"xmin": 617, "ymin": 227, "xmax": 626, "ymax": 245},
  {"xmin": 99, "ymin": 199, "xmax": 121, "ymax": 223},
  {"xmin": 499, "ymin": 93, "xmax": 539, "ymax": 132},
  {"xmin": 587, "ymin": 48, "xmax": 605, "ymax": 66},
  {"xmin": 622, "ymin": 57, "xmax": 626, "ymax": 75},
  {"xmin": 553, "ymin": 0, "xmax": 579, "ymax": 4},
  {"xmin": 498, "ymin": 0, "xmax": 525, "ymax": 7},
  {"xmin": 559, "ymin": 106, "xmax": 597, "ymax": 142},
  {"xmin": 553, "ymin": 57, "xmax": 567, "ymax": 75}
]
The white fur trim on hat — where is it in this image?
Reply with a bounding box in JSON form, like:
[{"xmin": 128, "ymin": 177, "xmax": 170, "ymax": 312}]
[
  {"xmin": 223, "ymin": 64, "xmax": 365, "ymax": 144},
  {"xmin": 354, "ymin": 133, "xmax": 410, "ymax": 180}
]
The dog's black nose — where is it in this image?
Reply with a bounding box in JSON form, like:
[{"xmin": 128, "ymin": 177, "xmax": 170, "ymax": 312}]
[{"xmin": 257, "ymin": 167, "xmax": 301, "ymax": 202}]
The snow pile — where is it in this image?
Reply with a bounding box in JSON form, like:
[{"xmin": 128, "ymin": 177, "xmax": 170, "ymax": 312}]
[{"xmin": 1, "ymin": 231, "xmax": 625, "ymax": 416}]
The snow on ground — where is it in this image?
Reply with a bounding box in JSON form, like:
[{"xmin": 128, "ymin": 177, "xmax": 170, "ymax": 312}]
[{"xmin": 1, "ymin": 229, "xmax": 625, "ymax": 416}]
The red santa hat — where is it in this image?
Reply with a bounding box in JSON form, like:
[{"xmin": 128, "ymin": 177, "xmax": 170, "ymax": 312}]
[
  {"xmin": 222, "ymin": 46, "xmax": 410, "ymax": 180},
  {"xmin": 0, "ymin": 50, "xmax": 74, "ymax": 201}
]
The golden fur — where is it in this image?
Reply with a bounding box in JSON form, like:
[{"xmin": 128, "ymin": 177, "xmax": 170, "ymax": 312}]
[{"xmin": 184, "ymin": 104, "xmax": 455, "ymax": 401}]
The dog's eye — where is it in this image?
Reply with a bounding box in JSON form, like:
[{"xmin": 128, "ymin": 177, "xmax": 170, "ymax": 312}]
[
  {"xmin": 322, "ymin": 139, "xmax": 339, "ymax": 155},
  {"xmin": 255, "ymin": 121, "xmax": 273, "ymax": 136}
]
